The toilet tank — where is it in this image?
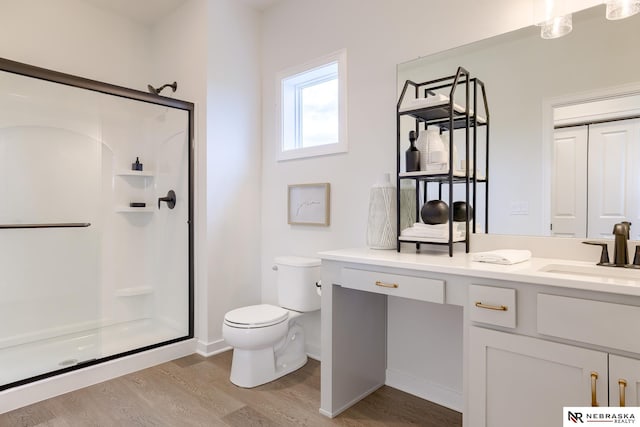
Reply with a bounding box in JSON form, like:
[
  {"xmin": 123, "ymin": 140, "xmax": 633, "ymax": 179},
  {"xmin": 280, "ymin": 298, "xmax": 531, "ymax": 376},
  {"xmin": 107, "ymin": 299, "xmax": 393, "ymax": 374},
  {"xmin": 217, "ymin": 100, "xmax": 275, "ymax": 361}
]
[{"xmin": 275, "ymin": 256, "xmax": 321, "ymax": 312}]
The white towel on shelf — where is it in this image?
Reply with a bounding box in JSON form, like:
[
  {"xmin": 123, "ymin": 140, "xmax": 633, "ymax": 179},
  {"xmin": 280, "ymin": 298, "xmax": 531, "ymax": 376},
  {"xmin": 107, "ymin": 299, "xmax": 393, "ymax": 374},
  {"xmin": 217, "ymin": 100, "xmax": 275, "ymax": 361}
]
[
  {"xmin": 413, "ymin": 222, "xmax": 467, "ymax": 231},
  {"xmin": 402, "ymin": 228, "xmax": 464, "ymax": 239},
  {"xmin": 401, "ymin": 222, "xmax": 466, "ymax": 239},
  {"xmin": 471, "ymin": 249, "xmax": 532, "ymax": 265}
]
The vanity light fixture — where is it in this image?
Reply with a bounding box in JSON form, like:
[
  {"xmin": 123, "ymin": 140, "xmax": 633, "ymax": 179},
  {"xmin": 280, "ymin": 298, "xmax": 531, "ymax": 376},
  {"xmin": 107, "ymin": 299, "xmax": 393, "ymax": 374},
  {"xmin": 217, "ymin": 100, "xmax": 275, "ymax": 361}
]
[
  {"xmin": 536, "ymin": 0, "xmax": 640, "ymax": 39},
  {"xmin": 539, "ymin": 14, "xmax": 573, "ymax": 38},
  {"xmin": 535, "ymin": 0, "xmax": 573, "ymax": 39},
  {"xmin": 605, "ymin": 0, "xmax": 640, "ymax": 20}
]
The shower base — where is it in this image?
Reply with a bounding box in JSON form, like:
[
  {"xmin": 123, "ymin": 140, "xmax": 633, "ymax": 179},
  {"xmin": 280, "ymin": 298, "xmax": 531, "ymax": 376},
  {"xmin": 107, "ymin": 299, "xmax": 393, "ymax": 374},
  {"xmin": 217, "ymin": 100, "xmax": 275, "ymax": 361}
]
[{"xmin": 0, "ymin": 318, "xmax": 183, "ymax": 388}]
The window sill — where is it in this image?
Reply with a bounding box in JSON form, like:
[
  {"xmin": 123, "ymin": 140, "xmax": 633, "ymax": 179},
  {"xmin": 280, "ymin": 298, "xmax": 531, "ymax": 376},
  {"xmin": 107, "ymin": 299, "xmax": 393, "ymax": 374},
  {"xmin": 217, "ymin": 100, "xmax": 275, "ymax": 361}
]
[{"xmin": 277, "ymin": 142, "xmax": 347, "ymax": 161}]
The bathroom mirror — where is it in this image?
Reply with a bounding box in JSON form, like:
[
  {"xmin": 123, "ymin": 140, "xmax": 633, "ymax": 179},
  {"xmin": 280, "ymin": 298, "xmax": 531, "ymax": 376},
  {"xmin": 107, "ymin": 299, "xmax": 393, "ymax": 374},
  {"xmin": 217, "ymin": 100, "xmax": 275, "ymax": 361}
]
[{"xmin": 398, "ymin": 4, "xmax": 640, "ymax": 238}]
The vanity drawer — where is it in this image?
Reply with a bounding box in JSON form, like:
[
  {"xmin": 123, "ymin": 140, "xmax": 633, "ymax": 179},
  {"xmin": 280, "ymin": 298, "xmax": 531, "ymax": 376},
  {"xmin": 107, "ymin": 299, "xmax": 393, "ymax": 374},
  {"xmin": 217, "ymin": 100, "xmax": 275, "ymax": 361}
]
[
  {"xmin": 340, "ymin": 268, "xmax": 444, "ymax": 304},
  {"xmin": 469, "ymin": 285, "xmax": 516, "ymax": 328},
  {"xmin": 538, "ymin": 294, "xmax": 640, "ymax": 354}
]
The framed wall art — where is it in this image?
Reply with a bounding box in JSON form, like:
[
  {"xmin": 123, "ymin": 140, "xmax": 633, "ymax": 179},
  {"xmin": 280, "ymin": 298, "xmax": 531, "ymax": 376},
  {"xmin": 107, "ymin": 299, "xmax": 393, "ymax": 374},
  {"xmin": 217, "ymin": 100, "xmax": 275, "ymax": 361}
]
[{"xmin": 287, "ymin": 183, "xmax": 330, "ymax": 226}]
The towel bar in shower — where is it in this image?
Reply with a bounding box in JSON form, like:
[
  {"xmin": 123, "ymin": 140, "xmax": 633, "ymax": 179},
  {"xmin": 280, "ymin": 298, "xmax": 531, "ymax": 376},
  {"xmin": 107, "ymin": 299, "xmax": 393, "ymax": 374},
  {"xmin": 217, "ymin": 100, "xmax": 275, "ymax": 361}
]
[{"xmin": 0, "ymin": 223, "xmax": 91, "ymax": 229}]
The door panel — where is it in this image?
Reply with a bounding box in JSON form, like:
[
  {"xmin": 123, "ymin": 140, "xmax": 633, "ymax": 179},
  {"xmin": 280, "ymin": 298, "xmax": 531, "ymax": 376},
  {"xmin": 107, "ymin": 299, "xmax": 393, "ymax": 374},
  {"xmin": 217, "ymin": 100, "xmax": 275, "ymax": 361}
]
[
  {"xmin": 588, "ymin": 119, "xmax": 640, "ymax": 238},
  {"xmin": 551, "ymin": 126, "xmax": 588, "ymax": 237}
]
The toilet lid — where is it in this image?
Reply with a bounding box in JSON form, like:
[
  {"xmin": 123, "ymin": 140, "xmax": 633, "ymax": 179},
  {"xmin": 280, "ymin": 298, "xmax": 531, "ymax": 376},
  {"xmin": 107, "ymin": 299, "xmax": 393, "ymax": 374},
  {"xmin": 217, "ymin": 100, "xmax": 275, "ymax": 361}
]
[{"xmin": 224, "ymin": 304, "xmax": 289, "ymax": 328}]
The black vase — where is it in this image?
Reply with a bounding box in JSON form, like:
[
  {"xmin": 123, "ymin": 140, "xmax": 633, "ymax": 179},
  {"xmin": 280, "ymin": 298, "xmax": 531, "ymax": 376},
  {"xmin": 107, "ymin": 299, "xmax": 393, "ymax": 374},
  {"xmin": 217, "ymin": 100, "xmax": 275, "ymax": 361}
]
[
  {"xmin": 453, "ymin": 201, "xmax": 473, "ymax": 222},
  {"xmin": 406, "ymin": 130, "xmax": 420, "ymax": 172},
  {"xmin": 421, "ymin": 200, "xmax": 449, "ymax": 224}
]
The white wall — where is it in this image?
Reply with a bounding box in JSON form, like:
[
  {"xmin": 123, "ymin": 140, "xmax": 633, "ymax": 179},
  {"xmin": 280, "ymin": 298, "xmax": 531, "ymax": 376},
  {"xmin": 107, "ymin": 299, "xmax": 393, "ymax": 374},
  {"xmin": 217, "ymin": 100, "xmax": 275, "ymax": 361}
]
[
  {"xmin": 148, "ymin": 0, "xmax": 212, "ymax": 352},
  {"xmin": 204, "ymin": 0, "xmax": 263, "ymax": 353},
  {"xmin": 0, "ymin": 0, "xmax": 151, "ymax": 90},
  {"xmin": 260, "ymin": 0, "xmax": 533, "ymax": 363}
]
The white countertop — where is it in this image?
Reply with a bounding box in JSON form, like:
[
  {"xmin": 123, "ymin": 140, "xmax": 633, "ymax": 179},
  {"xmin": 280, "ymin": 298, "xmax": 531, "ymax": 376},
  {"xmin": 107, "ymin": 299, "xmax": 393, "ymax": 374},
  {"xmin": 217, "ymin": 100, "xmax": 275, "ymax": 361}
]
[{"xmin": 318, "ymin": 247, "xmax": 640, "ymax": 297}]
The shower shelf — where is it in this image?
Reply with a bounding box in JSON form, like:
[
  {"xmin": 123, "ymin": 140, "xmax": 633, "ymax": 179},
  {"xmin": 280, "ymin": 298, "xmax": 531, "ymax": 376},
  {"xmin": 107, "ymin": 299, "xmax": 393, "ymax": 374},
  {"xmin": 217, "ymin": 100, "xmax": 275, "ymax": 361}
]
[
  {"xmin": 115, "ymin": 206, "xmax": 155, "ymax": 213},
  {"xmin": 115, "ymin": 286, "xmax": 153, "ymax": 297},
  {"xmin": 116, "ymin": 170, "xmax": 154, "ymax": 177}
]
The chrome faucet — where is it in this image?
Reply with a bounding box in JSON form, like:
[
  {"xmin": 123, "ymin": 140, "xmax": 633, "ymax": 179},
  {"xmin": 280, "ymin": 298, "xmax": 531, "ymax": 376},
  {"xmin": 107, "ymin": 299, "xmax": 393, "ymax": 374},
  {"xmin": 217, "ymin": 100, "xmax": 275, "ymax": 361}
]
[{"xmin": 612, "ymin": 221, "xmax": 631, "ymax": 266}]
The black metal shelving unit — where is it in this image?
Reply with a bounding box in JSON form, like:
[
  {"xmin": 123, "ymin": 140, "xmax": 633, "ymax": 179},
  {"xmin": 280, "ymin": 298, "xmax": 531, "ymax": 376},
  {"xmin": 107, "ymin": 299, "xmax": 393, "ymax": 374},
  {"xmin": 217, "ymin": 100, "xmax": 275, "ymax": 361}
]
[{"xmin": 396, "ymin": 66, "xmax": 490, "ymax": 256}]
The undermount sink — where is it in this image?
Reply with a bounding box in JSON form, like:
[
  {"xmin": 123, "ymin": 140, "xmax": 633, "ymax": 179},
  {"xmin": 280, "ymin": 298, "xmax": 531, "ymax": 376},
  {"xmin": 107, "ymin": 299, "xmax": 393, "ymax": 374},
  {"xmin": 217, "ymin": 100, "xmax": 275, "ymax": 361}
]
[{"xmin": 539, "ymin": 263, "xmax": 640, "ymax": 282}]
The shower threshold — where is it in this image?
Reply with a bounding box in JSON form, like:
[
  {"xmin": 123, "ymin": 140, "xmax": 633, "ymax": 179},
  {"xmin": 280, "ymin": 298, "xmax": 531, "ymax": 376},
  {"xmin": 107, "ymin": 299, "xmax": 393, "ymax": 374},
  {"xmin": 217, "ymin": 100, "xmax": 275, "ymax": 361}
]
[{"xmin": 0, "ymin": 318, "xmax": 184, "ymax": 388}]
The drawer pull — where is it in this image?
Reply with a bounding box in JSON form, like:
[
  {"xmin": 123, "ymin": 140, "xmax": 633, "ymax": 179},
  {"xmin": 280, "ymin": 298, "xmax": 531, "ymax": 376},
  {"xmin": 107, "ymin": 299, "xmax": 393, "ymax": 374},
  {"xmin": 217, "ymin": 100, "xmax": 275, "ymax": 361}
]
[
  {"xmin": 591, "ymin": 371, "xmax": 599, "ymax": 407},
  {"xmin": 375, "ymin": 281, "xmax": 398, "ymax": 289},
  {"xmin": 474, "ymin": 301, "xmax": 508, "ymax": 311},
  {"xmin": 619, "ymin": 379, "xmax": 627, "ymax": 407}
]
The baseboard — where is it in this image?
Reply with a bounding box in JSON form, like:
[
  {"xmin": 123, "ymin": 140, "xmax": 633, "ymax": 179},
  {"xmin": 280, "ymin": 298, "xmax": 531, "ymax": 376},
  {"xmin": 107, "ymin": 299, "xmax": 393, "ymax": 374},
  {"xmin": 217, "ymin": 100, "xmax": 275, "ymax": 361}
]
[
  {"xmin": 319, "ymin": 382, "xmax": 383, "ymax": 418},
  {"xmin": 0, "ymin": 339, "xmax": 196, "ymax": 414},
  {"xmin": 306, "ymin": 343, "xmax": 321, "ymax": 361},
  {"xmin": 195, "ymin": 338, "xmax": 231, "ymax": 357},
  {"xmin": 385, "ymin": 368, "xmax": 463, "ymax": 413}
]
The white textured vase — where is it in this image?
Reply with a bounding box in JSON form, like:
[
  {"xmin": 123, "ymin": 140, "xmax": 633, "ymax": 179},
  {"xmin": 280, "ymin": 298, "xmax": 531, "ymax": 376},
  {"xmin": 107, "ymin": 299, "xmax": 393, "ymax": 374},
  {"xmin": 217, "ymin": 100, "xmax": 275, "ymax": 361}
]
[{"xmin": 366, "ymin": 173, "xmax": 397, "ymax": 250}]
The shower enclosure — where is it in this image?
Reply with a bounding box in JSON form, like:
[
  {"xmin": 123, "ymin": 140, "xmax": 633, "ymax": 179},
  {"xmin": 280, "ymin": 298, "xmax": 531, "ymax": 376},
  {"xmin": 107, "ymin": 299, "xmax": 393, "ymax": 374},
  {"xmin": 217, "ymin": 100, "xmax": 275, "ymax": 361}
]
[{"xmin": 0, "ymin": 58, "xmax": 193, "ymax": 391}]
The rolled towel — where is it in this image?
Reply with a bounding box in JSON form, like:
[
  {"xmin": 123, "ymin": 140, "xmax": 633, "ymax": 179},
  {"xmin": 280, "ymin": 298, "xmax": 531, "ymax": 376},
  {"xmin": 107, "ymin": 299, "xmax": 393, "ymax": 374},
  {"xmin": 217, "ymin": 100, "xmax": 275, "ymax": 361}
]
[{"xmin": 471, "ymin": 249, "xmax": 532, "ymax": 265}]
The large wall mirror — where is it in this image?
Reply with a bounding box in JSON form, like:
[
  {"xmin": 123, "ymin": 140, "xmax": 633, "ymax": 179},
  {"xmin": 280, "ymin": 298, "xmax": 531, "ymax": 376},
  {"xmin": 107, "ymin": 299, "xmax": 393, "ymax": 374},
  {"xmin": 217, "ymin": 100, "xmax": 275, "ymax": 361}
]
[{"xmin": 398, "ymin": 4, "xmax": 640, "ymax": 239}]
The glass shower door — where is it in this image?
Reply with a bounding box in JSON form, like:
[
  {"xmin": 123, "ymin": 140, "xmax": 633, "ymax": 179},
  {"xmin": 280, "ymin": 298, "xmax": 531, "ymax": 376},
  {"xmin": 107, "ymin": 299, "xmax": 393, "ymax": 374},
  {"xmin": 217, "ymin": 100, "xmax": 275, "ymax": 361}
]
[
  {"xmin": 0, "ymin": 59, "xmax": 193, "ymax": 391},
  {"xmin": 0, "ymin": 71, "xmax": 104, "ymax": 386},
  {"xmin": 99, "ymin": 96, "xmax": 191, "ymax": 357}
]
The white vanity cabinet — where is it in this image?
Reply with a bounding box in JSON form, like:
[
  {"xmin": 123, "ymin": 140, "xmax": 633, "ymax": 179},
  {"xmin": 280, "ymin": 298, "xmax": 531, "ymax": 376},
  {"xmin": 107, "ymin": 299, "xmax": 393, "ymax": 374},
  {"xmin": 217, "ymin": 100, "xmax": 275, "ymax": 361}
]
[
  {"xmin": 468, "ymin": 291, "xmax": 640, "ymax": 427},
  {"xmin": 469, "ymin": 328, "xmax": 640, "ymax": 426},
  {"xmin": 609, "ymin": 355, "xmax": 640, "ymax": 407},
  {"xmin": 319, "ymin": 249, "xmax": 640, "ymax": 427},
  {"xmin": 468, "ymin": 327, "xmax": 608, "ymax": 427}
]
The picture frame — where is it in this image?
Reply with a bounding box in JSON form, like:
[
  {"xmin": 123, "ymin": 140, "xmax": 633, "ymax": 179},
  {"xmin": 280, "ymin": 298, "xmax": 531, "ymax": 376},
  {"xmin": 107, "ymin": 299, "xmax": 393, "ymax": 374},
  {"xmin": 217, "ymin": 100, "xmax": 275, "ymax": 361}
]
[{"xmin": 287, "ymin": 183, "xmax": 330, "ymax": 226}]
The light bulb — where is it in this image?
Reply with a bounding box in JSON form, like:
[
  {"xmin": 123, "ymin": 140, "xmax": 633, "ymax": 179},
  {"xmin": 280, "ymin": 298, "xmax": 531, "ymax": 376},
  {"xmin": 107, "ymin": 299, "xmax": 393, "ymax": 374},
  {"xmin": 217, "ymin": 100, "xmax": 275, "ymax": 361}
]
[
  {"xmin": 606, "ymin": 0, "xmax": 640, "ymax": 20},
  {"xmin": 539, "ymin": 14, "xmax": 573, "ymax": 39}
]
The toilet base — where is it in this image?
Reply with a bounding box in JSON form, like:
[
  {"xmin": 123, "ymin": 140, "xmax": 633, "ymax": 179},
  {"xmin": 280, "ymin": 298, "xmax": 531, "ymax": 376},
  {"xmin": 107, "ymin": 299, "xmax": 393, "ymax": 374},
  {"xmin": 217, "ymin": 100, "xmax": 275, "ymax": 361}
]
[{"xmin": 229, "ymin": 323, "xmax": 307, "ymax": 388}]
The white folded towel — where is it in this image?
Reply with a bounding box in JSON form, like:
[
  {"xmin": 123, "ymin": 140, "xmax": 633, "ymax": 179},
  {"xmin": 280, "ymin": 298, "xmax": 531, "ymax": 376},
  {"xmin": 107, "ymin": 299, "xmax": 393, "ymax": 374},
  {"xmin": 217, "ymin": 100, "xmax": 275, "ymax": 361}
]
[
  {"xmin": 412, "ymin": 222, "xmax": 447, "ymax": 230},
  {"xmin": 413, "ymin": 222, "xmax": 466, "ymax": 231},
  {"xmin": 471, "ymin": 249, "xmax": 532, "ymax": 265},
  {"xmin": 402, "ymin": 229, "xmax": 464, "ymax": 239},
  {"xmin": 401, "ymin": 222, "xmax": 466, "ymax": 239}
]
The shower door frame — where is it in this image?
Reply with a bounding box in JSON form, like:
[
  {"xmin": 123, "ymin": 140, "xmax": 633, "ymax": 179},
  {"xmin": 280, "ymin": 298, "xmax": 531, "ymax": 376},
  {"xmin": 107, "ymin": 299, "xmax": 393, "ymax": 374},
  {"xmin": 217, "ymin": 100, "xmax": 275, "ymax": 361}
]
[{"xmin": 0, "ymin": 57, "xmax": 195, "ymax": 391}]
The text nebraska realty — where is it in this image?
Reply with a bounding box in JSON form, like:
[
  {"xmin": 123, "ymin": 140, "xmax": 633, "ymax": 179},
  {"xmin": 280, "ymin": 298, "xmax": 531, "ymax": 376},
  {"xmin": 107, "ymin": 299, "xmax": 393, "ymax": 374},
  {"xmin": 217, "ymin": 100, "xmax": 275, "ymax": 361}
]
[{"xmin": 577, "ymin": 412, "xmax": 635, "ymax": 423}]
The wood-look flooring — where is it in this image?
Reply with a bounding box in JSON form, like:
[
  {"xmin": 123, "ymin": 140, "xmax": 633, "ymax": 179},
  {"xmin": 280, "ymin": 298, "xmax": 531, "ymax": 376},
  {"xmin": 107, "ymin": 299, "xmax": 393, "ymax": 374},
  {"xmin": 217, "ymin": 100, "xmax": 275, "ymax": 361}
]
[{"xmin": 0, "ymin": 351, "xmax": 462, "ymax": 426}]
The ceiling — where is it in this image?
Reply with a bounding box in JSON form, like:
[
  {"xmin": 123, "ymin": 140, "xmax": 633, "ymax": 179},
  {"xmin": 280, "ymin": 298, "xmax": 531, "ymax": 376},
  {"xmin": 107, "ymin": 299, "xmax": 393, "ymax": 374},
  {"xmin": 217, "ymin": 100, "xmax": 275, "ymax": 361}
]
[
  {"xmin": 82, "ymin": 0, "xmax": 281, "ymax": 26},
  {"xmin": 81, "ymin": 0, "xmax": 186, "ymax": 26},
  {"xmin": 239, "ymin": 0, "xmax": 282, "ymax": 10}
]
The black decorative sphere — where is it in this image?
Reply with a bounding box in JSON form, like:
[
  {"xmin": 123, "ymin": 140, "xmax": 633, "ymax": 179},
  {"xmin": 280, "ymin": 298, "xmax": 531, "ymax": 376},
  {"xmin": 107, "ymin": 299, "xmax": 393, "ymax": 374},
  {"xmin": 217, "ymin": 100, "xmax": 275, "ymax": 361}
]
[
  {"xmin": 421, "ymin": 200, "xmax": 449, "ymax": 224},
  {"xmin": 453, "ymin": 201, "xmax": 473, "ymax": 222}
]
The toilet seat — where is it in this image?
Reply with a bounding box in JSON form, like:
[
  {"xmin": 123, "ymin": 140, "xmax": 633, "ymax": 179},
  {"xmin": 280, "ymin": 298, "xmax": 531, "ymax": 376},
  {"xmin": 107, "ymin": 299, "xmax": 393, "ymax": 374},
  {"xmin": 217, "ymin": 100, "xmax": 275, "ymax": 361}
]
[{"xmin": 224, "ymin": 304, "xmax": 289, "ymax": 329}]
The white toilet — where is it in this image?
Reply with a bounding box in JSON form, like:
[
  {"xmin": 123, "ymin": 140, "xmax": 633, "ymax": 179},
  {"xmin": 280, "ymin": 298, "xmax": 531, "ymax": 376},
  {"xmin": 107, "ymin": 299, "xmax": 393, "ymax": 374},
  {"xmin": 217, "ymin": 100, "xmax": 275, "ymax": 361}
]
[{"xmin": 222, "ymin": 256, "xmax": 321, "ymax": 388}]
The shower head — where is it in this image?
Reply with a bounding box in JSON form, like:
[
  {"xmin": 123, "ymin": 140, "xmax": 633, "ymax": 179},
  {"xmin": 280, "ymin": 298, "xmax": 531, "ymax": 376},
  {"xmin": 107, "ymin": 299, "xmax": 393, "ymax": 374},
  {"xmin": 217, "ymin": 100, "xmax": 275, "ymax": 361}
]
[{"xmin": 147, "ymin": 81, "xmax": 178, "ymax": 95}]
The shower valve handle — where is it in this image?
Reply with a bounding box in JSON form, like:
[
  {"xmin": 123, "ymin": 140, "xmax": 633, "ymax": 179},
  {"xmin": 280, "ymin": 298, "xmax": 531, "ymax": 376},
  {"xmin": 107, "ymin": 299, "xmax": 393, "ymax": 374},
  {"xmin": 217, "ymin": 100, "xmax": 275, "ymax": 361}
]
[{"xmin": 158, "ymin": 190, "xmax": 176, "ymax": 209}]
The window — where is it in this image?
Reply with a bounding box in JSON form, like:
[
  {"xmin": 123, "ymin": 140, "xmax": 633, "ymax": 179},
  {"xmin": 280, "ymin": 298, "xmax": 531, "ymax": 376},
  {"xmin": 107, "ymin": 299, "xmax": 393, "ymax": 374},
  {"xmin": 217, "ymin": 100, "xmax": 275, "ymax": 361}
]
[{"xmin": 278, "ymin": 49, "xmax": 347, "ymax": 161}]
